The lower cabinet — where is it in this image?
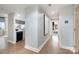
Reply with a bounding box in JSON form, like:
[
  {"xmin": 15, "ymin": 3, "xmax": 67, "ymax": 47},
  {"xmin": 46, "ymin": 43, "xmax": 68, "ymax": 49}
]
[{"xmin": 16, "ymin": 31, "xmax": 23, "ymax": 42}]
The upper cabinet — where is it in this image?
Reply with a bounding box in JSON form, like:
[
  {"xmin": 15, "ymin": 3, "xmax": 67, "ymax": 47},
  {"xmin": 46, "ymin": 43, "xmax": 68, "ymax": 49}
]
[{"xmin": 15, "ymin": 20, "xmax": 25, "ymax": 24}]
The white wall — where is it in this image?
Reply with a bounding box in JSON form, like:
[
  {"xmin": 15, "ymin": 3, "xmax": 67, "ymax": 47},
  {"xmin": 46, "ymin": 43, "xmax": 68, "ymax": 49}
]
[
  {"xmin": 25, "ymin": 6, "xmax": 50, "ymax": 52},
  {"xmin": 8, "ymin": 13, "xmax": 15, "ymax": 43},
  {"xmin": 38, "ymin": 11, "xmax": 44, "ymax": 47},
  {"xmin": 38, "ymin": 9, "xmax": 50, "ymax": 47},
  {"xmin": 59, "ymin": 5, "xmax": 74, "ymax": 49},
  {"xmin": 25, "ymin": 6, "xmax": 38, "ymax": 48}
]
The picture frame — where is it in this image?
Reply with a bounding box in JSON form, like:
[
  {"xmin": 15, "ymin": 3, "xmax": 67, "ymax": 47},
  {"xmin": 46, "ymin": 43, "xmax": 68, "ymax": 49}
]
[{"xmin": 44, "ymin": 14, "xmax": 49, "ymax": 36}]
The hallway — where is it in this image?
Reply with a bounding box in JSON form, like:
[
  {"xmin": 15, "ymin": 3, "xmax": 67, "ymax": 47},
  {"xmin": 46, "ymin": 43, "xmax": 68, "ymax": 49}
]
[
  {"xmin": 39, "ymin": 34, "xmax": 73, "ymax": 54},
  {"xmin": 0, "ymin": 4, "xmax": 75, "ymax": 54}
]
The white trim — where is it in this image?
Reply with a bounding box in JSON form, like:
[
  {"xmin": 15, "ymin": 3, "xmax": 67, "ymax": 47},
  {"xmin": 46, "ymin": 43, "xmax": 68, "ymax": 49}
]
[
  {"xmin": 25, "ymin": 36, "xmax": 50, "ymax": 53},
  {"xmin": 25, "ymin": 45, "xmax": 39, "ymax": 53},
  {"xmin": 38, "ymin": 36, "xmax": 50, "ymax": 51},
  {"xmin": 60, "ymin": 45, "xmax": 75, "ymax": 53},
  {"xmin": 8, "ymin": 40, "xmax": 16, "ymax": 44}
]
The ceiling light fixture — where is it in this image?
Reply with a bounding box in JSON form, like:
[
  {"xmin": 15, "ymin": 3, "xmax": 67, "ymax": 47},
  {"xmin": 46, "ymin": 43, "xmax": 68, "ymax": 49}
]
[{"xmin": 48, "ymin": 4, "xmax": 52, "ymax": 7}]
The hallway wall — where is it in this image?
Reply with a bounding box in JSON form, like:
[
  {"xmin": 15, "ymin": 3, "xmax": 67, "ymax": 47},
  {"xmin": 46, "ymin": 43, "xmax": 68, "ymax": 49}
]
[
  {"xmin": 25, "ymin": 6, "xmax": 38, "ymax": 48},
  {"xmin": 59, "ymin": 5, "xmax": 74, "ymax": 49},
  {"xmin": 25, "ymin": 6, "xmax": 50, "ymax": 52},
  {"xmin": 38, "ymin": 8, "xmax": 50, "ymax": 47}
]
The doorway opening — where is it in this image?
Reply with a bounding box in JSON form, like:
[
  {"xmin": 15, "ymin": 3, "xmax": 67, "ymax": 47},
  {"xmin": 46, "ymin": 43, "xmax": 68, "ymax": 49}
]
[
  {"xmin": 15, "ymin": 20, "xmax": 25, "ymax": 42},
  {"xmin": 50, "ymin": 19, "xmax": 59, "ymax": 49}
]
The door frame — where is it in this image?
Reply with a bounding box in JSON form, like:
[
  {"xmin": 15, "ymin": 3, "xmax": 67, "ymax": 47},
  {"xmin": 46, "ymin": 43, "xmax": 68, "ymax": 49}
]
[{"xmin": 74, "ymin": 5, "xmax": 79, "ymax": 53}]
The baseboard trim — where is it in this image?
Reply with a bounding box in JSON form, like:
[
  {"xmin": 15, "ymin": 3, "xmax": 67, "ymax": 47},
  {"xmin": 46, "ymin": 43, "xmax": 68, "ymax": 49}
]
[
  {"xmin": 8, "ymin": 40, "xmax": 16, "ymax": 44},
  {"xmin": 25, "ymin": 36, "xmax": 50, "ymax": 53},
  {"xmin": 25, "ymin": 46, "xmax": 39, "ymax": 53},
  {"xmin": 60, "ymin": 45, "xmax": 75, "ymax": 53},
  {"xmin": 38, "ymin": 36, "xmax": 50, "ymax": 51}
]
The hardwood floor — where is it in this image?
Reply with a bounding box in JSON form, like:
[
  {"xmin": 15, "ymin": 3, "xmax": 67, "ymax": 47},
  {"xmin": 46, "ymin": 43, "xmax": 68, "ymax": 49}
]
[
  {"xmin": 39, "ymin": 38, "xmax": 73, "ymax": 54},
  {"xmin": 0, "ymin": 39, "xmax": 73, "ymax": 54}
]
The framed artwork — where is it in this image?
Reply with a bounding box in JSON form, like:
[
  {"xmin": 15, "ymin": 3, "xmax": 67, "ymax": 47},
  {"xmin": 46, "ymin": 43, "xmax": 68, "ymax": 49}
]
[{"xmin": 44, "ymin": 14, "xmax": 49, "ymax": 36}]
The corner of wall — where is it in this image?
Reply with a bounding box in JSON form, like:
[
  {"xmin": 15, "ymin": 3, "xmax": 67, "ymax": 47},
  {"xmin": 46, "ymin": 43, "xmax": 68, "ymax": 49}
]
[
  {"xmin": 8, "ymin": 40, "xmax": 16, "ymax": 44},
  {"xmin": 24, "ymin": 35, "xmax": 50, "ymax": 53},
  {"xmin": 60, "ymin": 45, "xmax": 75, "ymax": 53},
  {"xmin": 24, "ymin": 45, "xmax": 40, "ymax": 53}
]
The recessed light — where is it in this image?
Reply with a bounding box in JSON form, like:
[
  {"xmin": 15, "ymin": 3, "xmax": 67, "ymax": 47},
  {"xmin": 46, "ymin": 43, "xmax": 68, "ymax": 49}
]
[
  {"xmin": 51, "ymin": 11, "xmax": 55, "ymax": 15},
  {"xmin": 48, "ymin": 4, "xmax": 52, "ymax": 7}
]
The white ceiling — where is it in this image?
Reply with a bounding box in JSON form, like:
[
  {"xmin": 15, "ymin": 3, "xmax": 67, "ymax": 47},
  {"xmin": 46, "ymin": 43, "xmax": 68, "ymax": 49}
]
[
  {"xmin": 0, "ymin": 4, "xmax": 32, "ymax": 14},
  {"xmin": 40, "ymin": 4, "xmax": 70, "ymax": 19},
  {"xmin": 0, "ymin": 4, "xmax": 69, "ymax": 13},
  {"xmin": 0, "ymin": 4, "xmax": 70, "ymax": 19},
  {"xmin": 41, "ymin": 4, "xmax": 68, "ymax": 12}
]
